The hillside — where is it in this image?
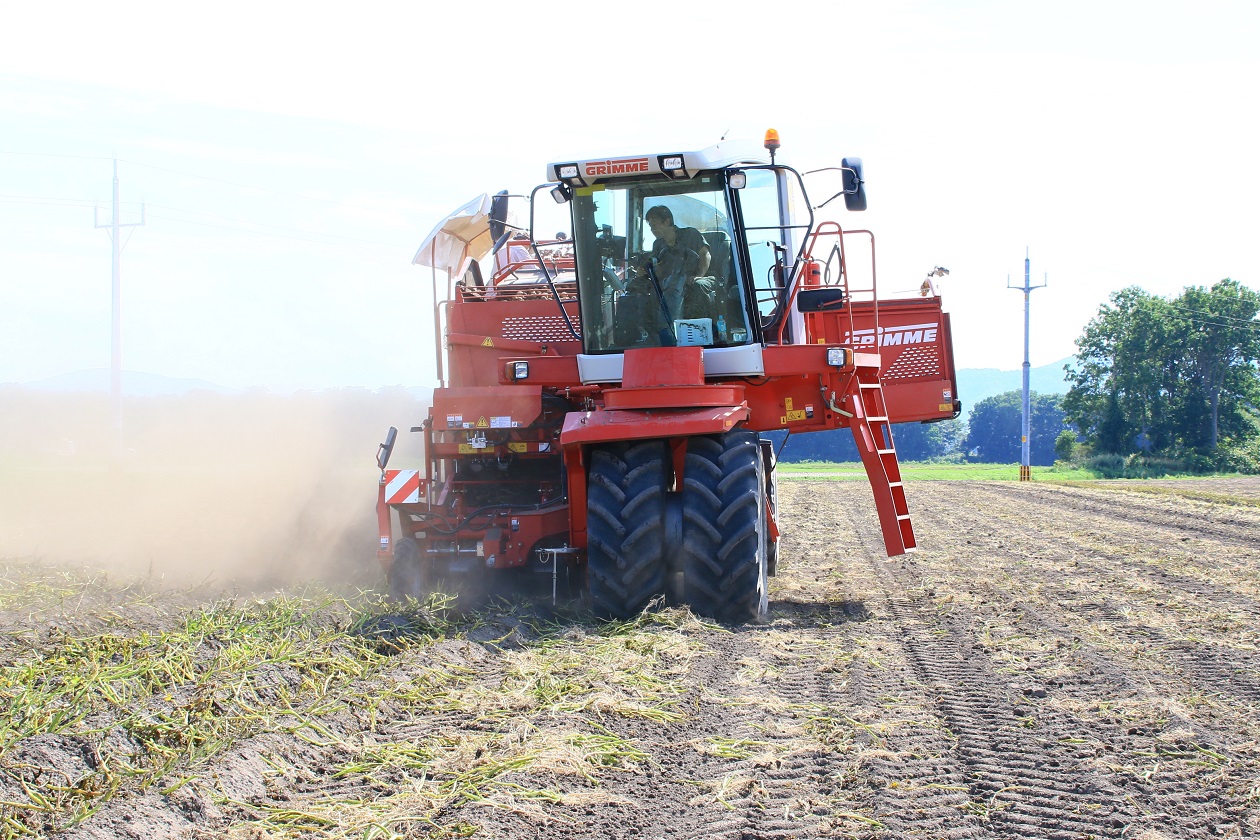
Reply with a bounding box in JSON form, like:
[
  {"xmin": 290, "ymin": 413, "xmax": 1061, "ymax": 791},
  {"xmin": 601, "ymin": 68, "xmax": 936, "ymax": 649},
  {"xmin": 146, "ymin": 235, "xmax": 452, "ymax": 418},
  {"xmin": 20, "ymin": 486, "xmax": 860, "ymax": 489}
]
[{"xmin": 955, "ymin": 356, "xmax": 1072, "ymax": 417}]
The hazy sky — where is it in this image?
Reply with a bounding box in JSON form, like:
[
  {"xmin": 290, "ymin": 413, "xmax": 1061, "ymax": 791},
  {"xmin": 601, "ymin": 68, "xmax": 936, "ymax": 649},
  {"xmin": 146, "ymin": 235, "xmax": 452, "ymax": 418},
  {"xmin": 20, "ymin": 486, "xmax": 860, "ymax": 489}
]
[{"xmin": 2, "ymin": 0, "xmax": 1256, "ymax": 391}]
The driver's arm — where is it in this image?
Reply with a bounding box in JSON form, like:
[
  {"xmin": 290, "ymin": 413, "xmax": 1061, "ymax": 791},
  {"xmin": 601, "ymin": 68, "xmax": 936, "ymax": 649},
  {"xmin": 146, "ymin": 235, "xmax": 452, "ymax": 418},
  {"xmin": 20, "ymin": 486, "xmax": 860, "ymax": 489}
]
[{"xmin": 684, "ymin": 228, "xmax": 711, "ymax": 278}]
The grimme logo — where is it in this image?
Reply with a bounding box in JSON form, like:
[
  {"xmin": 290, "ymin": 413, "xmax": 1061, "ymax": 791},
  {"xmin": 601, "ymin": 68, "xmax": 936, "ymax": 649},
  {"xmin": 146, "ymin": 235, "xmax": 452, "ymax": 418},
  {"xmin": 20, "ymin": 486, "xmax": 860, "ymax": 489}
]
[
  {"xmin": 585, "ymin": 158, "xmax": 650, "ymax": 176},
  {"xmin": 845, "ymin": 322, "xmax": 938, "ymax": 347}
]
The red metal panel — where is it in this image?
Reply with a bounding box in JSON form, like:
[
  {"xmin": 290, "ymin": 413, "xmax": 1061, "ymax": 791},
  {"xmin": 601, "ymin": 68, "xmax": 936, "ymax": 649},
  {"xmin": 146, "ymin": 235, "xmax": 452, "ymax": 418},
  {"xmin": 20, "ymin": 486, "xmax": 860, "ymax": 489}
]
[
  {"xmin": 622, "ymin": 346, "xmax": 705, "ymax": 387},
  {"xmin": 496, "ymin": 354, "xmax": 580, "ymax": 385},
  {"xmin": 376, "ymin": 480, "xmax": 393, "ymax": 571},
  {"xmin": 445, "ymin": 298, "xmax": 582, "ymax": 387},
  {"xmin": 560, "ymin": 404, "xmax": 749, "ymax": 447},
  {"xmin": 805, "ymin": 296, "xmax": 957, "ymax": 424},
  {"xmin": 432, "ymin": 385, "xmax": 543, "ymax": 431},
  {"xmin": 603, "ymin": 384, "xmax": 745, "ymax": 411},
  {"xmin": 761, "ymin": 344, "xmax": 845, "ymax": 375}
]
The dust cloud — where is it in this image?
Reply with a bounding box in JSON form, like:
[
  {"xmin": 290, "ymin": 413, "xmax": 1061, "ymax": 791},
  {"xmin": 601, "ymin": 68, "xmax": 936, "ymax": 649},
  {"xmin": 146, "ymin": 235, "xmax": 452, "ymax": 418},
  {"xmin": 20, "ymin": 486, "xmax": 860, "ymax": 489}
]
[{"xmin": 0, "ymin": 385, "xmax": 429, "ymax": 592}]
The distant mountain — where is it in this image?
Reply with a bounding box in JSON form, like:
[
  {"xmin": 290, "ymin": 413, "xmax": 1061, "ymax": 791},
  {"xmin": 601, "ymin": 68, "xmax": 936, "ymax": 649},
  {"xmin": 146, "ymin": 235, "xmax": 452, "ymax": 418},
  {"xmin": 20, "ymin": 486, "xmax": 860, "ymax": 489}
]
[{"xmin": 955, "ymin": 357, "xmax": 1073, "ymax": 418}]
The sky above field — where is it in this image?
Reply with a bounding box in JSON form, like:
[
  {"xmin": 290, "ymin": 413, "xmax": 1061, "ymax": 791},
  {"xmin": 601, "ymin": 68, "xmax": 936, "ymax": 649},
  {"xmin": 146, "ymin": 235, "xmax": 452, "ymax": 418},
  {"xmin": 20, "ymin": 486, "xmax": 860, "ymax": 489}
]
[{"xmin": 1, "ymin": 0, "xmax": 1257, "ymax": 391}]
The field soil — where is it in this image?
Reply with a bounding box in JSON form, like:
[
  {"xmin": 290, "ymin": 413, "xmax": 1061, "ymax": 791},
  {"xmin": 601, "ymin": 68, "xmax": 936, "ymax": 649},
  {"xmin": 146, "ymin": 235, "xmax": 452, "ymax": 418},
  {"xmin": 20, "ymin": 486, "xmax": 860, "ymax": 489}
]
[{"xmin": 3, "ymin": 478, "xmax": 1259, "ymax": 839}]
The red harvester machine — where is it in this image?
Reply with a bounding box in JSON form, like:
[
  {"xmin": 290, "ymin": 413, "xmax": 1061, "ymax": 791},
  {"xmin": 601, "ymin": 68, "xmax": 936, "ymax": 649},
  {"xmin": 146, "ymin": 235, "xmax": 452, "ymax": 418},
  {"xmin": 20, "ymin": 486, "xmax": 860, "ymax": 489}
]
[{"xmin": 376, "ymin": 131, "xmax": 959, "ymax": 622}]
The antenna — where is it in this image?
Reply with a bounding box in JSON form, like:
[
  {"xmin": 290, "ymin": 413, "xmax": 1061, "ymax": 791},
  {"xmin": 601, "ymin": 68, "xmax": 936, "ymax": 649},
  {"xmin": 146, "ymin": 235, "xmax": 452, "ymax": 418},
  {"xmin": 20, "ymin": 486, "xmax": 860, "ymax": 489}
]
[{"xmin": 1007, "ymin": 247, "xmax": 1047, "ymax": 481}]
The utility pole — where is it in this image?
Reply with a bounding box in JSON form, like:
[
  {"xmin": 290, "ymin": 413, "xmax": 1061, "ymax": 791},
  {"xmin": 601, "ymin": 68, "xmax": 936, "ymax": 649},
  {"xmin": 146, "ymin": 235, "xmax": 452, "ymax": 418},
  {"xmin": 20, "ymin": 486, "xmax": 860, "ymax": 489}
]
[
  {"xmin": 1008, "ymin": 248, "xmax": 1046, "ymax": 481},
  {"xmin": 94, "ymin": 159, "xmax": 145, "ymax": 443}
]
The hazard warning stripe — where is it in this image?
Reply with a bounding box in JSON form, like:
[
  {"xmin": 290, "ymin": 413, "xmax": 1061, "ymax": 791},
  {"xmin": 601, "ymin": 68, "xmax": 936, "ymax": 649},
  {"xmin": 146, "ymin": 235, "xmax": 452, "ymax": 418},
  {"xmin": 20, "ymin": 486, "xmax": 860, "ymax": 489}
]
[{"xmin": 384, "ymin": 470, "xmax": 421, "ymax": 504}]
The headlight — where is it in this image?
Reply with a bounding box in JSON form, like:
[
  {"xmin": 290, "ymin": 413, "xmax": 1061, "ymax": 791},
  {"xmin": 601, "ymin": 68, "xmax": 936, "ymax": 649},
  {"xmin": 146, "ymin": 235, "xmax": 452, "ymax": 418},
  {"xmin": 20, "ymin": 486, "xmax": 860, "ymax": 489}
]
[{"xmin": 826, "ymin": 347, "xmax": 852, "ymax": 368}]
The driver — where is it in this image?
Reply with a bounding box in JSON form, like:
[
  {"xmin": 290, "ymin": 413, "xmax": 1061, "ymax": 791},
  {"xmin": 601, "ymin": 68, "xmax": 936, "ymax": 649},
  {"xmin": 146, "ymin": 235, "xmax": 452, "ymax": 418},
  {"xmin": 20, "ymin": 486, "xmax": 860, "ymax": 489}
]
[{"xmin": 642, "ymin": 205, "xmax": 712, "ymax": 319}]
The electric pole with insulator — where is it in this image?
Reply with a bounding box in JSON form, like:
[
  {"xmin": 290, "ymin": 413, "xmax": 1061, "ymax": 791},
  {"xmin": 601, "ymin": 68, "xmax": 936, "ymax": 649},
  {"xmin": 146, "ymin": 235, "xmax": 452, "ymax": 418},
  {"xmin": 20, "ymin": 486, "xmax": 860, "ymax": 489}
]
[
  {"xmin": 1008, "ymin": 248, "xmax": 1046, "ymax": 480},
  {"xmin": 94, "ymin": 159, "xmax": 145, "ymax": 445}
]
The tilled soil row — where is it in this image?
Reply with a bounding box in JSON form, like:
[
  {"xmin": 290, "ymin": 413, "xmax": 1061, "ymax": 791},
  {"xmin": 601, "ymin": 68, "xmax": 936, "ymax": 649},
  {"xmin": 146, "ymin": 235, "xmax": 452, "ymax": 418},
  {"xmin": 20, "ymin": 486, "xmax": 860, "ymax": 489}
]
[{"xmin": 5, "ymin": 477, "xmax": 1258, "ymax": 839}]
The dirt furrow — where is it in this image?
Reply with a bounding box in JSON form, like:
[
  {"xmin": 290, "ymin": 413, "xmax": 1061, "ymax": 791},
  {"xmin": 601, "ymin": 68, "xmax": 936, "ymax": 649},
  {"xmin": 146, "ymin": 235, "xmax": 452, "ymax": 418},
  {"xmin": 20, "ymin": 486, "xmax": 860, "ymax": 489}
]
[
  {"xmin": 995, "ymin": 482, "xmax": 1260, "ymax": 552},
  {"xmin": 7, "ymin": 477, "xmax": 1260, "ymax": 839},
  {"xmin": 897, "ymin": 480, "xmax": 1260, "ymax": 837},
  {"xmin": 818, "ymin": 484, "xmax": 1126, "ymax": 838}
]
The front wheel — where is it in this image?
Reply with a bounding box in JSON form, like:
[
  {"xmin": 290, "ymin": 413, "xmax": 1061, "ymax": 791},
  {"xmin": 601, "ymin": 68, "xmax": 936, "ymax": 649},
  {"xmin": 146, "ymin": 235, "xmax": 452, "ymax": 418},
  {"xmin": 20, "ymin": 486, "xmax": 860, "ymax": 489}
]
[
  {"xmin": 679, "ymin": 430, "xmax": 768, "ymax": 623},
  {"xmin": 586, "ymin": 441, "xmax": 669, "ymax": 619}
]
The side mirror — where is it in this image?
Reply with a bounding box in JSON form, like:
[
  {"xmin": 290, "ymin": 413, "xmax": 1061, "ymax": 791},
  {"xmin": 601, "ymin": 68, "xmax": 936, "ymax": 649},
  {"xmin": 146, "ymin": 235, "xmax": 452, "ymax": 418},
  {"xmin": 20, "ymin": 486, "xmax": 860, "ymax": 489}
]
[
  {"xmin": 841, "ymin": 157, "xmax": 867, "ymax": 211},
  {"xmin": 376, "ymin": 426, "xmax": 397, "ymax": 470},
  {"xmin": 489, "ymin": 189, "xmax": 510, "ymax": 242},
  {"xmin": 798, "ymin": 287, "xmax": 847, "ymax": 312}
]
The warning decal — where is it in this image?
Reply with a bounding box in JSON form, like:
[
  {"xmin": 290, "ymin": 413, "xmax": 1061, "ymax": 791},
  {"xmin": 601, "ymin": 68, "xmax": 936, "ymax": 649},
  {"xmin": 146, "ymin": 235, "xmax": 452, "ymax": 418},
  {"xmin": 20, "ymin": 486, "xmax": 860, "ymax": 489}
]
[{"xmin": 384, "ymin": 470, "xmax": 421, "ymax": 505}]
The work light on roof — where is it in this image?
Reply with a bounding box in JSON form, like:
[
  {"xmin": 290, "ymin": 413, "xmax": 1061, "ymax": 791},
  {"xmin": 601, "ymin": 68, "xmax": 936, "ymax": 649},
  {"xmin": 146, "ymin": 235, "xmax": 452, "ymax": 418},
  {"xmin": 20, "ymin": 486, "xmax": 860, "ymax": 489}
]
[
  {"xmin": 658, "ymin": 154, "xmax": 688, "ymax": 180},
  {"xmin": 554, "ymin": 163, "xmax": 585, "ymax": 189}
]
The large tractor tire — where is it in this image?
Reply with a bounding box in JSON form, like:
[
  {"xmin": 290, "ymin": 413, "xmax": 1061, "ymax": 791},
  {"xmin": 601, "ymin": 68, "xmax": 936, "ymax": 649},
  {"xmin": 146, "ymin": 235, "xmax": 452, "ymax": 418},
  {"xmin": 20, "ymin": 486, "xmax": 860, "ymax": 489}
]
[
  {"xmin": 679, "ymin": 430, "xmax": 769, "ymax": 623},
  {"xmin": 586, "ymin": 441, "xmax": 669, "ymax": 619},
  {"xmin": 387, "ymin": 536, "xmax": 429, "ymax": 602}
]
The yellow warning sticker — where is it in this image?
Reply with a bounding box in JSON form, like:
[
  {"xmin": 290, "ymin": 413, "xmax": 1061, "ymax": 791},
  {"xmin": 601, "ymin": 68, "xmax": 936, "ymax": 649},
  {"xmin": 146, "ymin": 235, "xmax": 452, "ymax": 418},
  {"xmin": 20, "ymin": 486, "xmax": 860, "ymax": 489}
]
[
  {"xmin": 784, "ymin": 397, "xmax": 794, "ymax": 411},
  {"xmin": 481, "ymin": 337, "xmax": 495, "ymax": 347},
  {"xmin": 508, "ymin": 442, "xmax": 528, "ymax": 453},
  {"xmin": 780, "ymin": 410, "xmax": 807, "ymax": 424},
  {"xmin": 476, "ymin": 416, "xmax": 489, "ymax": 428}
]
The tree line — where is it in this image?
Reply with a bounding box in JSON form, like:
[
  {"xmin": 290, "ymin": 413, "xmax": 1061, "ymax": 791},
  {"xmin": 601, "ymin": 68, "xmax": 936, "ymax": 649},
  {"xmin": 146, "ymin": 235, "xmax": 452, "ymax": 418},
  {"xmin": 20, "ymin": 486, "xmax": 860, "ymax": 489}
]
[
  {"xmin": 1062, "ymin": 278, "xmax": 1260, "ymax": 471},
  {"xmin": 780, "ymin": 278, "xmax": 1260, "ymax": 472}
]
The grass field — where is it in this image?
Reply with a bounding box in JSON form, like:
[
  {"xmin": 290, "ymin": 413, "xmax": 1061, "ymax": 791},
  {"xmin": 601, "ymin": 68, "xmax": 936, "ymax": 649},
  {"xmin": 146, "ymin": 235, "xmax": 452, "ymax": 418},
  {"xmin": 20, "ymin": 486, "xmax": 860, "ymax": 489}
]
[{"xmin": 778, "ymin": 461, "xmax": 1100, "ymax": 481}]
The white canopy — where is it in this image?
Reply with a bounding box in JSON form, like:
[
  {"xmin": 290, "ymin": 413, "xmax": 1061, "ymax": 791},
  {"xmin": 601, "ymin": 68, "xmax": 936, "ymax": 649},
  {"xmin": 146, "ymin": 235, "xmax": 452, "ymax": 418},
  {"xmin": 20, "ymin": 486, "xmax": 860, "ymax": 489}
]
[{"xmin": 412, "ymin": 193, "xmax": 496, "ymax": 275}]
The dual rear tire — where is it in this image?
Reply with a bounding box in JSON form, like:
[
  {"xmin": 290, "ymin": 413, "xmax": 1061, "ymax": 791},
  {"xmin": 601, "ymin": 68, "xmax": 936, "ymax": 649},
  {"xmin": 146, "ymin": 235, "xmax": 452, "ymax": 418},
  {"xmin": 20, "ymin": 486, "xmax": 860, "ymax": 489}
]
[{"xmin": 586, "ymin": 430, "xmax": 768, "ymax": 623}]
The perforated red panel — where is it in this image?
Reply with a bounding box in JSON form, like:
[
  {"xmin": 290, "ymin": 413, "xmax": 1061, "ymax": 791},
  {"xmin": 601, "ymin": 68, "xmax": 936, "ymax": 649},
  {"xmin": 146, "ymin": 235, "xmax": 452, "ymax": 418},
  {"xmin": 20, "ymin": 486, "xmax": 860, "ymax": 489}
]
[
  {"xmin": 883, "ymin": 345, "xmax": 943, "ymax": 380},
  {"xmin": 501, "ymin": 316, "xmax": 581, "ymax": 343}
]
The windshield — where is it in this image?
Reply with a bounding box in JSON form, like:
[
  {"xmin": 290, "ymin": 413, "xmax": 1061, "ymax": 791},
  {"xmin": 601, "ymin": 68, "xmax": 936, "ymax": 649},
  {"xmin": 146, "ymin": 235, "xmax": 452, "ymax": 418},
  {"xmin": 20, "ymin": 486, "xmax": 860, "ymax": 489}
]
[{"xmin": 571, "ymin": 174, "xmax": 752, "ymax": 354}]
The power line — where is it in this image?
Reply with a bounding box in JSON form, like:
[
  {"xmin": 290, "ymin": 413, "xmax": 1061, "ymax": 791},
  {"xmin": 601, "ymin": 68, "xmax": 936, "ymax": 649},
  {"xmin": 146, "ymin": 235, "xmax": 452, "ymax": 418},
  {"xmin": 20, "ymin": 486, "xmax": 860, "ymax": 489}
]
[
  {"xmin": 0, "ymin": 193, "xmax": 99, "ymax": 207},
  {"xmin": 1163, "ymin": 302, "xmax": 1260, "ymax": 328},
  {"xmin": 142, "ymin": 202, "xmax": 406, "ymax": 249},
  {"xmin": 1133, "ymin": 299, "xmax": 1260, "ymax": 333},
  {"xmin": 0, "ymin": 149, "xmax": 399, "ymax": 214},
  {"xmin": 117, "ymin": 158, "xmax": 382, "ymax": 212}
]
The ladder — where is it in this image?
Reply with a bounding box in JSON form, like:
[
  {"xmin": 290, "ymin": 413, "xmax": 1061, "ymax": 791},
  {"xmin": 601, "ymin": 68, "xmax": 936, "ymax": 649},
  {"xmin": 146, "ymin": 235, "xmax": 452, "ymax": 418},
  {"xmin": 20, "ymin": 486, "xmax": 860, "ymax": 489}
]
[{"xmin": 846, "ymin": 354, "xmax": 916, "ymax": 555}]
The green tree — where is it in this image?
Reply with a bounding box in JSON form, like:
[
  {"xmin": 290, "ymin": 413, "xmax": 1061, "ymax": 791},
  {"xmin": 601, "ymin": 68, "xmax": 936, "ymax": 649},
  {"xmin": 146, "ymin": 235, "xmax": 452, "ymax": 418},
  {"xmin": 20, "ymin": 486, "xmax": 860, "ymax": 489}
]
[
  {"xmin": 1054, "ymin": 429, "xmax": 1077, "ymax": 461},
  {"xmin": 1175, "ymin": 279, "xmax": 1260, "ymax": 449},
  {"xmin": 963, "ymin": 391, "xmax": 1067, "ymax": 465},
  {"xmin": 1063, "ymin": 287, "xmax": 1181, "ymax": 454},
  {"xmin": 1064, "ymin": 279, "xmax": 1260, "ymax": 454}
]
